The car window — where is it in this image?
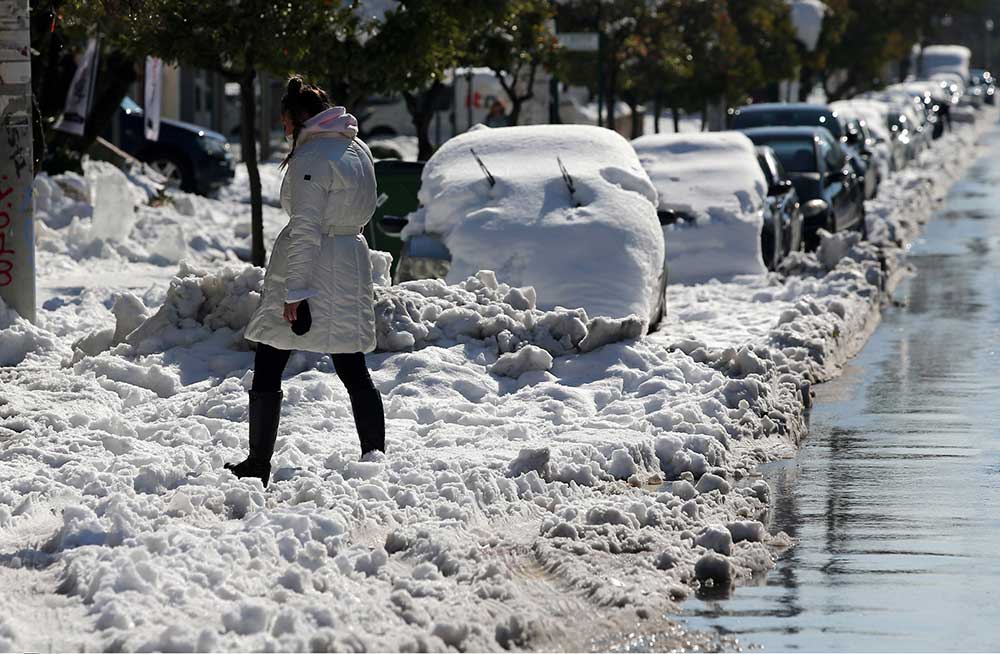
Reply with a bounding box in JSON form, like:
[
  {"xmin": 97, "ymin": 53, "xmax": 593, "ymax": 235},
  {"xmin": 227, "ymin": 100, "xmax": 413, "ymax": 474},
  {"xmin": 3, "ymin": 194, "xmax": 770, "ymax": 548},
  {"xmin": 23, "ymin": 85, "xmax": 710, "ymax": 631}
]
[
  {"xmin": 733, "ymin": 108, "xmax": 844, "ymax": 139},
  {"xmin": 121, "ymin": 96, "xmax": 143, "ymax": 113},
  {"xmin": 772, "ymin": 154, "xmax": 788, "ymax": 180},
  {"xmin": 764, "ymin": 140, "xmax": 818, "ymax": 173},
  {"xmin": 757, "ymin": 154, "xmax": 775, "ymax": 186}
]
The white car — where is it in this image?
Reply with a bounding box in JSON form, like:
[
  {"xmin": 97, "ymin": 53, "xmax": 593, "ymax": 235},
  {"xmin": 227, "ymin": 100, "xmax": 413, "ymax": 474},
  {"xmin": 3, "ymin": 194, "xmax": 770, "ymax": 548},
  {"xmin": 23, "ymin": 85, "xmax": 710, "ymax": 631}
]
[
  {"xmin": 391, "ymin": 124, "xmax": 668, "ymax": 327},
  {"xmin": 632, "ymin": 131, "xmax": 769, "ymax": 285}
]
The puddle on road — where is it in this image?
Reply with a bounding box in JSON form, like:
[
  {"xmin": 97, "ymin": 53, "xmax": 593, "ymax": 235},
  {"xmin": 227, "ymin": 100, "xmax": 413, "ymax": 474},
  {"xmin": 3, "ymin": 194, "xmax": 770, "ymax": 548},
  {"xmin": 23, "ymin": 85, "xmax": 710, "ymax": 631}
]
[{"xmin": 674, "ymin": 131, "xmax": 1000, "ymax": 651}]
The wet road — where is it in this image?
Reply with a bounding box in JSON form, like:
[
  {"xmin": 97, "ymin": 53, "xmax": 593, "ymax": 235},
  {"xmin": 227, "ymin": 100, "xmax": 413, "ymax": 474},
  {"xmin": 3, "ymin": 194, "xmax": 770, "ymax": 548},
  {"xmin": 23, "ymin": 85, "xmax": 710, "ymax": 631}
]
[{"xmin": 680, "ymin": 133, "xmax": 1000, "ymax": 651}]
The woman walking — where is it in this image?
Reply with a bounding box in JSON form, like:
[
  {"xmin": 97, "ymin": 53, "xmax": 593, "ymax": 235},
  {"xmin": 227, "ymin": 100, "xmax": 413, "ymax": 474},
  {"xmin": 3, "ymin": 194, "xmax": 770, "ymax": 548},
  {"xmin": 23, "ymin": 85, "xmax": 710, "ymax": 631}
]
[{"xmin": 226, "ymin": 76, "xmax": 385, "ymax": 488}]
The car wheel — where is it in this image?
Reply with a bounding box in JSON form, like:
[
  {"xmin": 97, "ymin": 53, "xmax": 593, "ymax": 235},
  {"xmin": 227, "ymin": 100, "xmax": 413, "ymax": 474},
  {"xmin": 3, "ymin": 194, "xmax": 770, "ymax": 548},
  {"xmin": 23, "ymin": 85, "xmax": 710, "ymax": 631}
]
[
  {"xmin": 148, "ymin": 152, "xmax": 194, "ymax": 192},
  {"xmin": 647, "ymin": 268, "xmax": 668, "ymax": 333}
]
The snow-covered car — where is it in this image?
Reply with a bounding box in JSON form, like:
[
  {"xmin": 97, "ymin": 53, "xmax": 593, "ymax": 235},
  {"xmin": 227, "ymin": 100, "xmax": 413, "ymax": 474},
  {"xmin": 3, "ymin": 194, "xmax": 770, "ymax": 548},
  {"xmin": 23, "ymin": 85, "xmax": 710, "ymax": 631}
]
[
  {"xmin": 740, "ymin": 126, "xmax": 865, "ymax": 250},
  {"xmin": 631, "ymin": 131, "xmax": 770, "ymax": 284},
  {"xmin": 393, "ymin": 124, "xmax": 667, "ymax": 327},
  {"xmin": 755, "ymin": 145, "xmax": 804, "ymax": 262},
  {"xmin": 831, "ymin": 99, "xmax": 905, "ymax": 173}
]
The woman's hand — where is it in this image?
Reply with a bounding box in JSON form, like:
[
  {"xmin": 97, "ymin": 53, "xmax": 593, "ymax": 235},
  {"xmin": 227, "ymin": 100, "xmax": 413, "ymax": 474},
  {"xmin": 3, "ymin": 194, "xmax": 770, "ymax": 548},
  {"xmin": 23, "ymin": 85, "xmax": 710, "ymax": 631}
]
[{"xmin": 283, "ymin": 300, "xmax": 302, "ymax": 323}]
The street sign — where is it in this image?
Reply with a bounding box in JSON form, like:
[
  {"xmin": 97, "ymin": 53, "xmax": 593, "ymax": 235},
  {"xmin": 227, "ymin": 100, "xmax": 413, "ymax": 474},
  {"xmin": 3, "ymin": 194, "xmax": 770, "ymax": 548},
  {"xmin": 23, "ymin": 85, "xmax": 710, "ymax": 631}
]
[{"xmin": 557, "ymin": 32, "xmax": 599, "ymax": 52}]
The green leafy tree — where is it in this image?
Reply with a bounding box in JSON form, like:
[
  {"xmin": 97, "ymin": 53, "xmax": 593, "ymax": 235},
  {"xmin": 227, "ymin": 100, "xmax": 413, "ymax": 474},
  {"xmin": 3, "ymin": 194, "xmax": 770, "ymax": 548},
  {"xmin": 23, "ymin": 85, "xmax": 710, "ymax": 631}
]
[
  {"xmin": 728, "ymin": 0, "xmax": 800, "ymax": 101},
  {"xmin": 363, "ymin": 1, "xmax": 506, "ymax": 160},
  {"xmin": 466, "ymin": 0, "xmax": 561, "ymax": 127},
  {"xmin": 90, "ymin": 0, "xmax": 353, "ymax": 267}
]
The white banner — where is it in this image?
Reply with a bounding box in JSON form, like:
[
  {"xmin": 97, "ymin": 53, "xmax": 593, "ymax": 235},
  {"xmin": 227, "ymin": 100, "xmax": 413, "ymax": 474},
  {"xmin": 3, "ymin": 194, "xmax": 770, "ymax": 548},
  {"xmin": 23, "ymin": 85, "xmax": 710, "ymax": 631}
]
[
  {"xmin": 54, "ymin": 37, "xmax": 99, "ymax": 136},
  {"xmin": 143, "ymin": 56, "xmax": 163, "ymax": 141}
]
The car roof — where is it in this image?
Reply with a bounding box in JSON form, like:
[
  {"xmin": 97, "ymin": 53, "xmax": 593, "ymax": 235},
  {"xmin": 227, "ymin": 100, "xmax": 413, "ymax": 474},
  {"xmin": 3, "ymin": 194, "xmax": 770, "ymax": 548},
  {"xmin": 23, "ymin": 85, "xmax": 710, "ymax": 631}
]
[
  {"xmin": 734, "ymin": 102, "xmax": 833, "ymax": 114},
  {"xmin": 739, "ymin": 126, "xmax": 824, "ymax": 140}
]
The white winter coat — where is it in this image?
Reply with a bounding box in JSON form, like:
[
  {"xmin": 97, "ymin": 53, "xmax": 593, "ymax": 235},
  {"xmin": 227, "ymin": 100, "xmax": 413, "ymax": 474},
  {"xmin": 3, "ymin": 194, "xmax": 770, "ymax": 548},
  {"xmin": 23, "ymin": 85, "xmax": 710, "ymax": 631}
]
[{"xmin": 244, "ymin": 109, "xmax": 377, "ymax": 354}]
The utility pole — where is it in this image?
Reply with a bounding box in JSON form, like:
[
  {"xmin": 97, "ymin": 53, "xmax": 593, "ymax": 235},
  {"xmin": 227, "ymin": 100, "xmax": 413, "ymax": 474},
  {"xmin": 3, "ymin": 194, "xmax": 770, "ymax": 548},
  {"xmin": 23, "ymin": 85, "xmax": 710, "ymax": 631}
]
[{"xmin": 0, "ymin": 0, "xmax": 36, "ymax": 323}]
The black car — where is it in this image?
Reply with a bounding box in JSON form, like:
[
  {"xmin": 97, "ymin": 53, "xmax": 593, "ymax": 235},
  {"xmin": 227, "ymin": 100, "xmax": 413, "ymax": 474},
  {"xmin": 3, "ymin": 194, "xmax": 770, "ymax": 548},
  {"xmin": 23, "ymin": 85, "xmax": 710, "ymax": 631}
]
[
  {"xmin": 731, "ymin": 102, "xmax": 876, "ymax": 200},
  {"xmin": 740, "ymin": 127, "xmax": 864, "ymax": 250},
  {"xmin": 755, "ymin": 146, "xmax": 803, "ymax": 265},
  {"xmin": 106, "ymin": 97, "xmax": 236, "ymax": 195},
  {"xmin": 969, "ymin": 68, "xmax": 996, "ymax": 105}
]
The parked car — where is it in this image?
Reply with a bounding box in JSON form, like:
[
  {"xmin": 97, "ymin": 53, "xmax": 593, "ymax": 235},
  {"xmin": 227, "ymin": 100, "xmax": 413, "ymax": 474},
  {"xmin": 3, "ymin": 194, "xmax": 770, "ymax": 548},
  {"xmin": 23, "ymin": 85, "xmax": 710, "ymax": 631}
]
[
  {"xmin": 969, "ymin": 68, "xmax": 996, "ymax": 105},
  {"xmin": 831, "ymin": 99, "xmax": 905, "ymax": 174},
  {"xmin": 739, "ymin": 126, "xmax": 865, "ymax": 250},
  {"xmin": 107, "ymin": 97, "xmax": 235, "ymax": 195},
  {"xmin": 755, "ymin": 146, "xmax": 804, "ymax": 263},
  {"xmin": 386, "ymin": 124, "xmax": 668, "ymax": 328},
  {"xmin": 730, "ymin": 102, "xmax": 877, "ymax": 200},
  {"xmin": 632, "ymin": 131, "xmax": 772, "ymax": 284}
]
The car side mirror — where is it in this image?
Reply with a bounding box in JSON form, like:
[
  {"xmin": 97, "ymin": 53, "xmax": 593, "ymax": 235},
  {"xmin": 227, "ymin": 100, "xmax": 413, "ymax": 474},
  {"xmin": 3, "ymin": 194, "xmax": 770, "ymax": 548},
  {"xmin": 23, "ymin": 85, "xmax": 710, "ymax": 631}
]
[
  {"xmin": 769, "ymin": 179, "xmax": 793, "ymax": 196},
  {"xmin": 657, "ymin": 210, "xmax": 678, "ymax": 226},
  {"xmin": 379, "ymin": 214, "xmax": 409, "ymax": 236}
]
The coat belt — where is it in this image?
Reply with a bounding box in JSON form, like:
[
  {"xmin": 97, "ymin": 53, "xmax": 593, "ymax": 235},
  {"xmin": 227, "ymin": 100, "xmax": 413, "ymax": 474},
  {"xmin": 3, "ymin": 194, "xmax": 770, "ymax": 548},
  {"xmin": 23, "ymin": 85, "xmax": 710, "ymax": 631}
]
[{"xmin": 327, "ymin": 225, "xmax": 363, "ymax": 236}]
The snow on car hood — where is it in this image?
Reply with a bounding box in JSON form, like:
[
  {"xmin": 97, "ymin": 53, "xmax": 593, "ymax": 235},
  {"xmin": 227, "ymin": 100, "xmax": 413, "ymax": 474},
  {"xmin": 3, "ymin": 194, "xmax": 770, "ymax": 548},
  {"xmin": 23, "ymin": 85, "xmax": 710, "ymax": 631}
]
[
  {"xmin": 402, "ymin": 124, "xmax": 664, "ymax": 323},
  {"xmin": 632, "ymin": 131, "xmax": 768, "ymax": 284}
]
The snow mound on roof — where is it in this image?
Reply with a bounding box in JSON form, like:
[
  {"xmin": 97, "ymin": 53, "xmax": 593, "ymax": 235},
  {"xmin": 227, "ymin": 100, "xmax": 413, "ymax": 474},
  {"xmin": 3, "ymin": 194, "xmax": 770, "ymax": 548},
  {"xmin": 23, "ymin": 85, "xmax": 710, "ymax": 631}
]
[
  {"xmin": 113, "ymin": 262, "xmax": 645, "ymax": 365},
  {"xmin": 402, "ymin": 124, "xmax": 664, "ymax": 323},
  {"xmin": 920, "ymin": 45, "xmax": 972, "ymax": 78},
  {"xmin": 632, "ymin": 131, "xmax": 767, "ymax": 284},
  {"xmin": 786, "ymin": 0, "xmax": 827, "ymax": 51}
]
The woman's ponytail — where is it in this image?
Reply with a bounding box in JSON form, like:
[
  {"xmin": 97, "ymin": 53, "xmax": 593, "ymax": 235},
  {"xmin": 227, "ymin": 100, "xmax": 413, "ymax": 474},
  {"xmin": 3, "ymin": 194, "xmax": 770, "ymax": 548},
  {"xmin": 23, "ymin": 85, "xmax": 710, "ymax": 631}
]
[{"xmin": 280, "ymin": 75, "xmax": 332, "ymax": 169}]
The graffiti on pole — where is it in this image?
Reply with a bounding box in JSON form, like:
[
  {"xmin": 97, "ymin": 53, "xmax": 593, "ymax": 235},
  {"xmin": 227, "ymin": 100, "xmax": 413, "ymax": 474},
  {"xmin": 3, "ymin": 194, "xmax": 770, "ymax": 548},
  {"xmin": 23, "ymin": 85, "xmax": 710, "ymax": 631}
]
[{"xmin": 0, "ymin": 0, "xmax": 35, "ymax": 322}]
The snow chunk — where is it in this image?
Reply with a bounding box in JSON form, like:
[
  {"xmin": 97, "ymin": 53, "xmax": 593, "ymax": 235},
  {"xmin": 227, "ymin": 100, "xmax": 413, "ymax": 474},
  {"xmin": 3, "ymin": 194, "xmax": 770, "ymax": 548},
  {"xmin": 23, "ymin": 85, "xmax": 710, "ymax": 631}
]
[
  {"xmin": 696, "ymin": 526, "xmax": 733, "ymax": 556},
  {"xmin": 695, "ymin": 551, "xmax": 734, "ymax": 588},
  {"xmin": 489, "ymin": 345, "xmax": 553, "ymax": 378},
  {"xmin": 84, "ymin": 161, "xmax": 138, "ymax": 242}
]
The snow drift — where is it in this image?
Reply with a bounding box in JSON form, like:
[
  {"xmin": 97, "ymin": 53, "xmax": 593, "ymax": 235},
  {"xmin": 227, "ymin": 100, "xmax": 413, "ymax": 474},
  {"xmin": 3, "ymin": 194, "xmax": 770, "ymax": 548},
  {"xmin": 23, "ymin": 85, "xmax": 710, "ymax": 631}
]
[{"xmin": 632, "ymin": 131, "xmax": 768, "ymax": 284}]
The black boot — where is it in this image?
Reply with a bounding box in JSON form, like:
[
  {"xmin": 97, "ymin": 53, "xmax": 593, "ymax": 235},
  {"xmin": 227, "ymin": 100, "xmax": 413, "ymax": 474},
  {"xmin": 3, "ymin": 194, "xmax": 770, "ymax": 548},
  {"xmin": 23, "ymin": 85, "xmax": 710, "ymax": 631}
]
[
  {"xmin": 224, "ymin": 390, "xmax": 283, "ymax": 487},
  {"xmin": 349, "ymin": 386, "xmax": 385, "ymax": 457}
]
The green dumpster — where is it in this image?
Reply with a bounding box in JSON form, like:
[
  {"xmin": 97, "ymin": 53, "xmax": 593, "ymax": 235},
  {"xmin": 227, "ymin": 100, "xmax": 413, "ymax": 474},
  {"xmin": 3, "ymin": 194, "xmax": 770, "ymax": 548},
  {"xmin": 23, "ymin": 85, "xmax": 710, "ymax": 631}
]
[{"xmin": 366, "ymin": 160, "xmax": 425, "ymax": 277}]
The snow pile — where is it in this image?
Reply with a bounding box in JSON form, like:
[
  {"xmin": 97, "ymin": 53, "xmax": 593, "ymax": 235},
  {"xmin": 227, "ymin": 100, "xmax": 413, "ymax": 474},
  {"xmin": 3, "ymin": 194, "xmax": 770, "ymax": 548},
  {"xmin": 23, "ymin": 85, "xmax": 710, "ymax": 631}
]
[
  {"xmin": 34, "ymin": 161, "xmax": 288, "ymax": 272},
  {"xmin": 86, "ymin": 262, "xmax": 646, "ymax": 368},
  {"xmin": 0, "ymin": 297, "xmax": 61, "ymax": 366},
  {"xmin": 632, "ymin": 131, "xmax": 768, "ymax": 284},
  {"xmin": 786, "ymin": 0, "xmax": 828, "ymax": 51},
  {"xmin": 401, "ymin": 124, "xmax": 664, "ymax": 322},
  {"xmin": 32, "ymin": 172, "xmax": 91, "ymax": 229},
  {"xmin": 1, "ymin": 89, "xmax": 994, "ymax": 652},
  {"xmin": 374, "ymin": 270, "xmax": 645, "ymax": 357}
]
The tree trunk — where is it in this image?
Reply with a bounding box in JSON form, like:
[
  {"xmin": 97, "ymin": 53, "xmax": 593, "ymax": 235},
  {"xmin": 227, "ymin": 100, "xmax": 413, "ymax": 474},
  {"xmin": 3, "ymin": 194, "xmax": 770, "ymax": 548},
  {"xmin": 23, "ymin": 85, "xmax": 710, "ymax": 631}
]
[
  {"xmin": 798, "ymin": 65, "xmax": 815, "ymax": 102},
  {"xmin": 240, "ymin": 69, "xmax": 266, "ymax": 268},
  {"xmin": 403, "ymin": 82, "xmax": 441, "ymax": 161},
  {"xmin": 671, "ymin": 103, "xmax": 680, "ymax": 133},
  {"xmin": 605, "ymin": 64, "xmax": 617, "ymax": 131},
  {"xmin": 79, "ymin": 50, "xmax": 138, "ymax": 153},
  {"xmin": 625, "ymin": 96, "xmax": 641, "ymax": 139},
  {"xmin": 653, "ymin": 94, "xmax": 661, "ymax": 134}
]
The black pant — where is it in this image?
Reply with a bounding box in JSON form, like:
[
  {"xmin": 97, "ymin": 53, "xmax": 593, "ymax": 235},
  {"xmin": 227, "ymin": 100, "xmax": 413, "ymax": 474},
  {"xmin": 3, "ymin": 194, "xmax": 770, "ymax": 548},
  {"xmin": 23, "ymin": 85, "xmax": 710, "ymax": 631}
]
[{"xmin": 252, "ymin": 343, "xmax": 385, "ymax": 453}]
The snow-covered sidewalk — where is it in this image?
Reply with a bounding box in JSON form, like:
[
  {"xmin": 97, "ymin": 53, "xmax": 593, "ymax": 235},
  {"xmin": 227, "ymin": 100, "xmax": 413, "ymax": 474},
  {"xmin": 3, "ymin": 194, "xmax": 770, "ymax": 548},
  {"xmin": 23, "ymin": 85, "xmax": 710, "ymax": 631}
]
[{"xmin": 0, "ymin": 112, "xmax": 993, "ymax": 651}]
